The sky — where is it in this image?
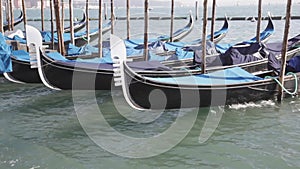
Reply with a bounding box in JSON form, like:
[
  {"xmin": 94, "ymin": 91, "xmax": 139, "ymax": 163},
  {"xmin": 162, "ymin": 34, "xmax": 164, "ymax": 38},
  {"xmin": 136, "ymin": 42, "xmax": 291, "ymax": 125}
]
[{"xmin": 154, "ymin": 0, "xmax": 300, "ymax": 7}]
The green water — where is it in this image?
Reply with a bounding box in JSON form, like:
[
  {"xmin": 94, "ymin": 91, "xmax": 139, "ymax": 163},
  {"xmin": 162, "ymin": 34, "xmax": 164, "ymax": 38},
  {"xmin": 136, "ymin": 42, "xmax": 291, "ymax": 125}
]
[
  {"xmin": 1, "ymin": 81, "xmax": 300, "ymax": 168},
  {"xmin": 1, "ymin": 4, "xmax": 300, "ymax": 169}
]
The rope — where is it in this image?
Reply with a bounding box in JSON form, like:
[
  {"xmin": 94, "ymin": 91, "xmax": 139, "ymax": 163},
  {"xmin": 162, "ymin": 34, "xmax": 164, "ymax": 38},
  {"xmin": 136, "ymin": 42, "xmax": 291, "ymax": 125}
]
[
  {"xmin": 82, "ymin": 37, "xmax": 88, "ymax": 42},
  {"xmin": 265, "ymin": 72, "xmax": 298, "ymax": 95}
]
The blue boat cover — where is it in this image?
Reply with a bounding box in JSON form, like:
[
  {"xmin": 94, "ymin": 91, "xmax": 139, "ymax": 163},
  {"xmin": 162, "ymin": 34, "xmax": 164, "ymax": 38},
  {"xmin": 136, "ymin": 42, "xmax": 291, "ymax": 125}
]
[
  {"xmin": 287, "ymin": 55, "xmax": 300, "ymax": 72},
  {"xmin": 46, "ymin": 51, "xmax": 113, "ymax": 64},
  {"xmin": 0, "ymin": 33, "xmax": 12, "ymax": 73},
  {"xmin": 267, "ymin": 52, "xmax": 282, "ymax": 74},
  {"xmin": 266, "ymin": 34, "xmax": 300, "ymax": 56},
  {"xmin": 41, "ymin": 28, "xmax": 99, "ymax": 43},
  {"xmin": 124, "ymin": 40, "xmax": 194, "ymax": 61},
  {"xmin": 215, "ymin": 19, "xmax": 274, "ymax": 53},
  {"xmin": 12, "ymin": 50, "xmax": 30, "ymax": 62},
  {"xmin": 67, "ymin": 43, "xmax": 98, "ymax": 56},
  {"xmin": 145, "ymin": 67, "xmax": 263, "ymax": 85},
  {"xmin": 5, "ymin": 35, "xmax": 27, "ymax": 44},
  {"xmin": 193, "ymin": 42, "xmax": 266, "ymax": 67},
  {"xmin": 267, "ymin": 53, "xmax": 300, "ymax": 75}
]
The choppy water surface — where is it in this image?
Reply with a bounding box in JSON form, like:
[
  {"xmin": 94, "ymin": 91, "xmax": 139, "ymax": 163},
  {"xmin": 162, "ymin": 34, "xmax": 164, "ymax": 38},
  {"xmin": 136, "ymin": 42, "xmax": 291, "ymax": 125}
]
[{"xmin": 1, "ymin": 4, "xmax": 300, "ymax": 169}]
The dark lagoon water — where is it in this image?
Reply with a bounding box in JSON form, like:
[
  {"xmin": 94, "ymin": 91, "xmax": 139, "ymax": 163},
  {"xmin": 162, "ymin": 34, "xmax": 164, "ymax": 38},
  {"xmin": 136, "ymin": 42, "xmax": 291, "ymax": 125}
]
[{"xmin": 1, "ymin": 4, "xmax": 300, "ymax": 169}]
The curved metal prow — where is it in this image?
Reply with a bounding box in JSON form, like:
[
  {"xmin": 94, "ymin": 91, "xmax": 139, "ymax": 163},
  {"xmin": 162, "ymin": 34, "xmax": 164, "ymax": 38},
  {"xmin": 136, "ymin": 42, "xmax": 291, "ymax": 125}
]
[
  {"xmin": 110, "ymin": 34, "xmax": 145, "ymax": 111},
  {"xmin": 25, "ymin": 25, "xmax": 61, "ymax": 90}
]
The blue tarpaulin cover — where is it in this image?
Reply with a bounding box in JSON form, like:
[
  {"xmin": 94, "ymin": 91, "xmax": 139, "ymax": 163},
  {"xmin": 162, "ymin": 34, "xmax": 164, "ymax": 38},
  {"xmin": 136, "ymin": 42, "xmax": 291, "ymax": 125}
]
[
  {"xmin": 67, "ymin": 43, "xmax": 98, "ymax": 56},
  {"xmin": 46, "ymin": 51, "xmax": 113, "ymax": 64},
  {"xmin": 0, "ymin": 33, "xmax": 12, "ymax": 73},
  {"xmin": 41, "ymin": 28, "xmax": 99, "ymax": 43},
  {"xmin": 287, "ymin": 55, "xmax": 300, "ymax": 72},
  {"xmin": 12, "ymin": 50, "xmax": 30, "ymax": 62},
  {"xmin": 145, "ymin": 67, "xmax": 263, "ymax": 85},
  {"xmin": 5, "ymin": 35, "xmax": 27, "ymax": 44}
]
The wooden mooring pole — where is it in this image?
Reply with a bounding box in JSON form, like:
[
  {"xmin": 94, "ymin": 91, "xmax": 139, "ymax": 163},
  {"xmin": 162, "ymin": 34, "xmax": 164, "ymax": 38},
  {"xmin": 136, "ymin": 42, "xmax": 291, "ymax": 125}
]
[
  {"xmin": 21, "ymin": 0, "xmax": 27, "ymax": 30},
  {"xmin": 256, "ymin": 0, "xmax": 262, "ymax": 42},
  {"xmin": 143, "ymin": 0, "xmax": 149, "ymax": 61},
  {"xmin": 50, "ymin": 0, "xmax": 55, "ymax": 49},
  {"xmin": 104, "ymin": 3, "xmax": 107, "ymax": 20},
  {"xmin": 201, "ymin": 0, "xmax": 208, "ymax": 74},
  {"xmin": 86, "ymin": 0, "xmax": 90, "ymax": 43},
  {"xmin": 111, "ymin": 0, "xmax": 114, "ymax": 34},
  {"xmin": 5, "ymin": 1, "xmax": 10, "ymax": 31},
  {"xmin": 9, "ymin": 0, "xmax": 13, "ymax": 30},
  {"xmin": 69, "ymin": 0, "xmax": 74, "ymax": 44},
  {"xmin": 277, "ymin": 0, "xmax": 292, "ymax": 102},
  {"xmin": 195, "ymin": 1, "xmax": 199, "ymax": 20},
  {"xmin": 41, "ymin": 0, "xmax": 45, "ymax": 31},
  {"xmin": 169, "ymin": 0, "xmax": 174, "ymax": 42},
  {"xmin": 61, "ymin": 0, "xmax": 64, "ymax": 34},
  {"xmin": 0, "ymin": 0, "xmax": 3, "ymax": 33},
  {"xmin": 210, "ymin": 0, "xmax": 216, "ymax": 42},
  {"xmin": 54, "ymin": 0, "xmax": 65, "ymax": 55},
  {"xmin": 126, "ymin": 0, "xmax": 130, "ymax": 40},
  {"xmin": 98, "ymin": 0, "xmax": 103, "ymax": 57}
]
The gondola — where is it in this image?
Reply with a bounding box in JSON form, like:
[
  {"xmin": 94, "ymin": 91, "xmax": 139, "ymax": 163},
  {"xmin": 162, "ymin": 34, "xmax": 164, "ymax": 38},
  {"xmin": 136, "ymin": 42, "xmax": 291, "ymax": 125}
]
[
  {"xmin": 116, "ymin": 44, "xmax": 300, "ymax": 110},
  {"xmin": 3, "ymin": 18, "xmax": 111, "ymax": 84},
  {"xmin": 136, "ymin": 34, "xmax": 300, "ymax": 78},
  {"xmin": 120, "ymin": 58, "xmax": 300, "ymax": 110},
  {"xmin": 3, "ymin": 11, "xmax": 23, "ymax": 31},
  {"xmin": 3, "ymin": 15, "xmax": 211, "ymax": 86},
  {"xmin": 117, "ymin": 16, "xmax": 227, "ymax": 62},
  {"xmin": 19, "ymin": 18, "xmax": 226, "ymax": 89},
  {"xmin": 27, "ymin": 28, "xmax": 299, "ymax": 92},
  {"xmin": 21, "ymin": 17, "xmax": 279, "ymax": 90},
  {"xmin": 166, "ymin": 12, "xmax": 194, "ymax": 42},
  {"xmin": 189, "ymin": 16, "xmax": 229, "ymax": 45},
  {"xmin": 61, "ymin": 12, "xmax": 87, "ymax": 33},
  {"xmin": 42, "ymin": 21, "xmax": 112, "ymax": 48},
  {"xmin": 3, "ymin": 50, "xmax": 41, "ymax": 84},
  {"xmin": 124, "ymin": 12, "xmax": 195, "ymax": 47},
  {"xmin": 128, "ymin": 15, "xmax": 273, "ymax": 62},
  {"xmin": 11, "ymin": 15, "xmax": 274, "ymax": 89},
  {"xmin": 216, "ymin": 15, "xmax": 274, "ymax": 53}
]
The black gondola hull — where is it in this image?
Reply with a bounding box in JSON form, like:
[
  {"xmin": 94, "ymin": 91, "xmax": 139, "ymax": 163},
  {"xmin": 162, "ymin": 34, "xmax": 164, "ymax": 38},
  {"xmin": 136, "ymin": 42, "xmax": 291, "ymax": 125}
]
[
  {"xmin": 124, "ymin": 63, "xmax": 300, "ymax": 109},
  {"xmin": 5, "ymin": 58, "xmax": 41, "ymax": 83},
  {"xmin": 3, "ymin": 11, "xmax": 23, "ymax": 31},
  {"xmin": 40, "ymin": 52, "xmax": 114, "ymax": 90}
]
